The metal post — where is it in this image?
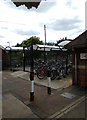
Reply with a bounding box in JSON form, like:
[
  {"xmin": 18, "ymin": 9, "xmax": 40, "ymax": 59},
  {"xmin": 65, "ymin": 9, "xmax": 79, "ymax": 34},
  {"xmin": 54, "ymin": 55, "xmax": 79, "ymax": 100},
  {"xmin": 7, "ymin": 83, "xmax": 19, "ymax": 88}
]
[
  {"xmin": 75, "ymin": 53, "xmax": 77, "ymax": 85},
  {"xmin": 47, "ymin": 69, "xmax": 51, "ymax": 94},
  {"xmin": 44, "ymin": 25, "xmax": 46, "ymax": 62},
  {"xmin": 65, "ymin": 52, "xmax": 68, "ymax": 75},
  {"xmin": 44, "ymin": 25, "xmax": 46, "ymax": 45},
  {"xmin": 23, "ymin": 46, "xmax": 25, "ymax": 72},
  {"xmin": 30, "ymin": 45, "xmax": 34, "ymax": 101},
  {"xmin": 10, "ymin": 48, "xmax": 11, "ymax": 70}
]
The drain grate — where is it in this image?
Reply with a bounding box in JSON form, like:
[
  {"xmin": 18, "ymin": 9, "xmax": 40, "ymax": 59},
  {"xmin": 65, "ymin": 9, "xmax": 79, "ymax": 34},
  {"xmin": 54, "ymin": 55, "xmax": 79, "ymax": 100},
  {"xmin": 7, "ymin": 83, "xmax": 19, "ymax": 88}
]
[{"xmin": 60, "ymin": 92, "xmax": 76, "ymax": 99}]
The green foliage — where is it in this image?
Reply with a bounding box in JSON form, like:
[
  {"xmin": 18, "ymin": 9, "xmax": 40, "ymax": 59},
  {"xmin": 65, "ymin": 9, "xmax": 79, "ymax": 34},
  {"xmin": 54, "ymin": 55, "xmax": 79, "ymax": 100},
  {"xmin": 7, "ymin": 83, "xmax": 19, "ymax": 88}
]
[
  {"xmin": 15, "ymin": 43, "xmax": 21, "ymax": 47},
  {"xmin": 46, "ymin": 42, "xmax": 55, "ymax": 46},
  {"xmin": 14, "ymin": 36, "xmax": 60, "ymax": 64},
  {"xmin": 14, "ymin": 36, "xmax": 45, "ymax": 64},
  {"xmin": 21, "ymin": 36, "xmax": 44, "ymax": 47}
]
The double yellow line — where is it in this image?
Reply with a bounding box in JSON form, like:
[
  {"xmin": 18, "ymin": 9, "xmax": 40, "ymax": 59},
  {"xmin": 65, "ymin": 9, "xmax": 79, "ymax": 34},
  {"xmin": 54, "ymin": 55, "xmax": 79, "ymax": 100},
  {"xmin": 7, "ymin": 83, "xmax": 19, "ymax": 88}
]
[{"xmin": 48, "ymin": 96, "xmax": 87, "ymax": 119}]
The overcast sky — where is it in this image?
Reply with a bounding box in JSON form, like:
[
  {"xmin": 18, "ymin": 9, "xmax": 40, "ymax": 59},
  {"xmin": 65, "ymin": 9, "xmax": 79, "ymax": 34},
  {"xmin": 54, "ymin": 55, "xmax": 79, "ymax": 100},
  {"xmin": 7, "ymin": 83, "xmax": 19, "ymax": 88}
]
[{"xmin": 0, "ymin": 0, "xmax": 86, "ymax": 47}]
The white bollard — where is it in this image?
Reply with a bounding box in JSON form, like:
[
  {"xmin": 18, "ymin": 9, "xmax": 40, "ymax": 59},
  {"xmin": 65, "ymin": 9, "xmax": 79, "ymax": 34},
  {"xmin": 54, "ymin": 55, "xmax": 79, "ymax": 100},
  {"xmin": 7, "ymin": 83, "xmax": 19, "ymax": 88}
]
[{"xmin": 47, "ymin": 70, "xmax": 51, "ymax": 94}]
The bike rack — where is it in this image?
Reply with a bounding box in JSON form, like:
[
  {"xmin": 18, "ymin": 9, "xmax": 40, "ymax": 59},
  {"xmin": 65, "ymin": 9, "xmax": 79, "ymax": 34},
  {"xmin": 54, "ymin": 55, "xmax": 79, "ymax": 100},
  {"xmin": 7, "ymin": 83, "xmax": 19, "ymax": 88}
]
[
  {"xmin": 5, "ymin": 44, "xmax": 71, "ymax": 102},
  {"xmin": 27, "ymin": 44, "xmax": 69, "ymax": 101}
]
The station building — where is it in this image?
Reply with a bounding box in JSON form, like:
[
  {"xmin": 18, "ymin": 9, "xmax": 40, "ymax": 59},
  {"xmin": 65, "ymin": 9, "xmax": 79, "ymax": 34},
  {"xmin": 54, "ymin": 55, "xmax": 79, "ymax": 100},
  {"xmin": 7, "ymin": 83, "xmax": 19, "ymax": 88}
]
[{"xmin": 65, "ymin": 30, "xmax": 87, "ymax": 88}]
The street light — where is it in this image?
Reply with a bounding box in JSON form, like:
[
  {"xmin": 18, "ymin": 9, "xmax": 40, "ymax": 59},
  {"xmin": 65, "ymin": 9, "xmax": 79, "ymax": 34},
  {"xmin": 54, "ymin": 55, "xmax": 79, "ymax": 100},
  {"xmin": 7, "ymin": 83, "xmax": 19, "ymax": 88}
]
[
  {"xmin": 44, "ymin": 25, "xmax": 46, "ymax": 62},
  {"xmin": 44, "ymin": 25, "xmax": 46, "ymax": 45}
]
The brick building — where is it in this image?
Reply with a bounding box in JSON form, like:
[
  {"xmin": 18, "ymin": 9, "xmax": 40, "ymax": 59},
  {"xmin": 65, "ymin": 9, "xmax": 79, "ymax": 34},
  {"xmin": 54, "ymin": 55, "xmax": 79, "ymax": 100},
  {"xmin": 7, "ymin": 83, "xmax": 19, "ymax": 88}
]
[{"xmin": 65, "ymin": 30, "xmax": 87, "ymax": 87}]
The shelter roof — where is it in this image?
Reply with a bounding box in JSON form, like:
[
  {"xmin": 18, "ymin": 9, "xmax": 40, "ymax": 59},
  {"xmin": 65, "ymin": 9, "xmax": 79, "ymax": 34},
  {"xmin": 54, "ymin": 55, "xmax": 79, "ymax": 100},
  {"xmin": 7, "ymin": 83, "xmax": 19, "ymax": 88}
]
[
  {"xmin": 5, "ymin": 44, "xmax": 67, "ymax": 51},
  {"xmin": 32, "ymin": 44, "xmax": 67, "ymax": 51},
  {"xmin": 58, "ymin": 40, "xmax": 71, "ymax": 47},
  {"xmin": 5, "ymin": 46, "xmax": 23, "ymax": 51}
]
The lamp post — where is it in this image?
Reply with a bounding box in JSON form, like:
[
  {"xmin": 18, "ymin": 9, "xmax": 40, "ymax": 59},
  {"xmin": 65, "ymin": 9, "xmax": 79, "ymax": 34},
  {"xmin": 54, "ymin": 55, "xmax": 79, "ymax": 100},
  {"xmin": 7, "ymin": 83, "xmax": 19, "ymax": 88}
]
[
  {"xmin": 44, "ymin": 25, "xmax": 46, "ymax": 62},
  {"xmin": 44, "ymin": 25, "xmax": 46, "ymax": 45}
]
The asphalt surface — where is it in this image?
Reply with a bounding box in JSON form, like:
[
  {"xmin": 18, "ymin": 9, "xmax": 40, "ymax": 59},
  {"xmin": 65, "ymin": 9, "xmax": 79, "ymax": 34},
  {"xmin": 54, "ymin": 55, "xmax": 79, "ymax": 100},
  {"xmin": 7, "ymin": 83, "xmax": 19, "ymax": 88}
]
[
  {"xmin": 62, "ymin": 98, "xmax": 87, "ymax": 118},
  {"xmin": 2, "ymin": 70, "xmax": 87, "ymax": 119}
]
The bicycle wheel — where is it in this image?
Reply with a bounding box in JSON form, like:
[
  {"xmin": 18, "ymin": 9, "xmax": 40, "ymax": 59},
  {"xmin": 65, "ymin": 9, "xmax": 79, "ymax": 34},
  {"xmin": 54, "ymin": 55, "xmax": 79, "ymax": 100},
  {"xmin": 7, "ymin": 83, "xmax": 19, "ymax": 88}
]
[
  {"xmin": 51, "ymin": 70, "xmax": 57, "ymax": 80},
  {"xmin": 67, "ymin": 66, "xmax": 72, "ymax": 74},
  {"xmin": 59, "ymin": 68, "xmax": 65, "ymax": 78},
  {"xmin": 37, "ymin": 67, "xmax": 45, "ymax": 79}
]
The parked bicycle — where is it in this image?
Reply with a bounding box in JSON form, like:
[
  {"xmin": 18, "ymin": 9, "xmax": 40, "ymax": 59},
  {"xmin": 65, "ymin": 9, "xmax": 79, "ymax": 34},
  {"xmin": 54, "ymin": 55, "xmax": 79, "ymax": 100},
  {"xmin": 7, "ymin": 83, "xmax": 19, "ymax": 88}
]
[{"xmin": 34, "ymin": 60, "xmax": 72, "ymax": 80}]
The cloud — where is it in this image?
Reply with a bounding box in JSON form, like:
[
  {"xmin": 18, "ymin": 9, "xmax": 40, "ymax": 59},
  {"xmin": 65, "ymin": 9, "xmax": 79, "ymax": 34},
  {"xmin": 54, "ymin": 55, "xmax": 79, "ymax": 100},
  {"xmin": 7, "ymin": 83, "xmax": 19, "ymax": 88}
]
[
  {"xmin": 14, "ymin": 29, "xmax": 40, "ymax": 36},
  {"xmin": 66, "ymin": 0, "xmax": 72, "ymax": 7},
  {"xmin": 47, "ymin": 17, "xmax": 82, "ymax": 31},
  {"xmin": 0, "ymin": 27, "xmax": 8, "ymax": 29},
  {"xmin": 0, "ymin": 35, "xmax": 4, "ymax": 38},
  {"xmin": 30, "ymin": 1, "xmax": 56, "ymax": 13},
  {"xmin": 0, "ymin": 0, "xmax": 86, "ymax": 47}
]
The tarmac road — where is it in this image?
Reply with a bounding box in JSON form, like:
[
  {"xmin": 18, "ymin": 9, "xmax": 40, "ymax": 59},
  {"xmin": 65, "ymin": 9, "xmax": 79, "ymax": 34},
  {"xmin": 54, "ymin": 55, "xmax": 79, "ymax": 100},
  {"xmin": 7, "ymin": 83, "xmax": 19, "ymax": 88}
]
[
  {"xmin": 2, "ymin": 70, "xmax": 87, "ymax": 119},
  {"xmin": 62, "ymin": 98, "xmax": 87, "ymax": 118}
]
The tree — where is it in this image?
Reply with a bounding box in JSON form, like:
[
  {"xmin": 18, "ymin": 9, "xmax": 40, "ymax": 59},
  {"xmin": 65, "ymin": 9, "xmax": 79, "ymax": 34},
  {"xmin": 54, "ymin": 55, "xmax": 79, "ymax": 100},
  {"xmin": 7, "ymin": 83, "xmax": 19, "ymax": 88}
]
[
  {"xmin": 14, "ymin": 36, "xmax": 44, "ymax": 62},
  {"xmin": 21, "ymin": 36, "xmax": 44, "ymax": 47},
  {"xmin": 15, "ymin": 43, "xmax": 21, "ymax": 47},
  {"xmin": 46, "ymin": 42, "xmax": 55, "ymax": 46},
  {"xmin": 14, "ymin": 36, "xmax": 57, "ymax": 63}
]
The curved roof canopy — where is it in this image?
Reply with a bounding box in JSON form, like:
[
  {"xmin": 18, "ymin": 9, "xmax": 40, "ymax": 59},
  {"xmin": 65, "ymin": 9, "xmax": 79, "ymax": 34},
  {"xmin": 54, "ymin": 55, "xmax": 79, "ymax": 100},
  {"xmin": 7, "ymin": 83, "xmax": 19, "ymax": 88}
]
[
  {"xmin": 5, "ymin": 44, "xmax": 67, "ymax": 51},
  {"xmin": 58, "ymin": 40, "xmax": 71, "ymax": 47}
]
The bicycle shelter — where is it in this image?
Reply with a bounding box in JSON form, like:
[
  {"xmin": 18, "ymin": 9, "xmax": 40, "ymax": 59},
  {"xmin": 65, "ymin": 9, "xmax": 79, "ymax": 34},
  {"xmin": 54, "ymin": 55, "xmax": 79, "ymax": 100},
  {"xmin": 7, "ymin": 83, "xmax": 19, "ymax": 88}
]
[
  {"xmin": 5, "ymin": 44, "xmax": 71, "ymax": 101},
  {"xmin": 27, "ymin": 44, "xmax": 71, "ymax": 101}
]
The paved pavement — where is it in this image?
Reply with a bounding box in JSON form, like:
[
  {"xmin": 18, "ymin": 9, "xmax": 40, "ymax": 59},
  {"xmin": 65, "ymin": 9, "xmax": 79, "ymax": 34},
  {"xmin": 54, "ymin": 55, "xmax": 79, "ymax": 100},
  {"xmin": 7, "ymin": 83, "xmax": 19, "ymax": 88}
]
[
  {"xmin": 11, "ymin": 71, "xmax": 72, "ymax": 89},
  {"xmin": 2, "ymin": 70, "xmax": 87, "ymax": 119},
  {"xmin": 3, "ymin": 94, "xmax": 38, "ymax": 118}
]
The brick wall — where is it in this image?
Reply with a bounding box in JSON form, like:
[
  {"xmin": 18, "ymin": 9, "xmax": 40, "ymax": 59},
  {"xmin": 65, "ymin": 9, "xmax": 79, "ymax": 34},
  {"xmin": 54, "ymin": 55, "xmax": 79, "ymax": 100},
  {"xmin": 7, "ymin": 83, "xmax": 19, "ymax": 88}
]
[{"xmin": 72, "ymin": 47, "xmax": 87, "ymax": 87}]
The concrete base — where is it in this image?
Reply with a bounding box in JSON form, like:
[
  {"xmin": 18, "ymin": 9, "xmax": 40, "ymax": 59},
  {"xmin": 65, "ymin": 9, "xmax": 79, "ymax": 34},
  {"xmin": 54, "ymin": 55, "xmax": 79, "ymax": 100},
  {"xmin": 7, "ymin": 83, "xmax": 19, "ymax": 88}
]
[{"xmin": 34, "ymin": 75, "xmax": 72, "ymax": 89}]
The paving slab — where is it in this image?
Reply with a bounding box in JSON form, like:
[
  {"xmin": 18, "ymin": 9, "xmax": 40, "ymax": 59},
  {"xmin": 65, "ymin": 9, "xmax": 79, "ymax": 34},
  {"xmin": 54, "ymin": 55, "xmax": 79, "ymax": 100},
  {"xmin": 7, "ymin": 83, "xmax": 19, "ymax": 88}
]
[
  {"xmin": 34, "ymin": 75, "xmax": 72, "ymax": 89},
  {"xmin": 2, "ymin": 94, "xmax": 38, "ymax": 118},
  {"xmin": 11, "ymin": 71, "xmax": 28, "ymax": 77},
  {"xmin": 15, "ymin": 71, "xmax": 72, "ymax": 89}
]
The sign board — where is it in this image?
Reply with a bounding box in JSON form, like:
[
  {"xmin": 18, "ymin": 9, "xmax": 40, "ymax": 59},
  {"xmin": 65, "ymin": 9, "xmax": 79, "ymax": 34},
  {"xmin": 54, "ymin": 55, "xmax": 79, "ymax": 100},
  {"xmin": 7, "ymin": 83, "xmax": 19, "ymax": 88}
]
[{"xmin": 80, "ymin": 53, "xmax": 87, "ymax": 59}]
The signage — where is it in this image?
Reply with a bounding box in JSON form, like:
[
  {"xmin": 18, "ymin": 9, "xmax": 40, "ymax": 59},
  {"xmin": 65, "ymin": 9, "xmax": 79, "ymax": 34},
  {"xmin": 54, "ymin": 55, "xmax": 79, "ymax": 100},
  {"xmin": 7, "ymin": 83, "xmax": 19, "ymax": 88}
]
[{"xmin": 80, "ymin": 53, "xmax": 87, "ymax": 59}]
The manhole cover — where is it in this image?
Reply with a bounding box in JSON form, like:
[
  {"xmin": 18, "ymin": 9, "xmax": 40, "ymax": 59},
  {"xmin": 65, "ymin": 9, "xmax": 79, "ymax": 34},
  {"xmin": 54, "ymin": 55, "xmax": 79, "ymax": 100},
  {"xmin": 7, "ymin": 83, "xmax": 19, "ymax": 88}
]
[{"xmin": 60, "ymin": 92, "xmax": 76, "ymax": 99}]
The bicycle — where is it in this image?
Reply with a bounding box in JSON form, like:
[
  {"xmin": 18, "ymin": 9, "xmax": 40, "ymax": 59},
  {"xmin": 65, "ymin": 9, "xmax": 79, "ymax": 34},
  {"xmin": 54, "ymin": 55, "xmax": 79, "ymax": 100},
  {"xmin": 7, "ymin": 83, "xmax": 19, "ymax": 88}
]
[{"xmin": 36, "ymin": 61, "xmax": 57, "ymax": 80}]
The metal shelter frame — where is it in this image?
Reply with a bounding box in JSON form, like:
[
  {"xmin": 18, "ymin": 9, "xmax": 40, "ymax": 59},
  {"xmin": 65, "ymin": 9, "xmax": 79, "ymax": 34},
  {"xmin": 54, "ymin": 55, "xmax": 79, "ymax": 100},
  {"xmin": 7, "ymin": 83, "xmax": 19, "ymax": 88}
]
[
  {"xmin": 26, "ymin": 44, "xmax": 68, "ymax": 101},
  {"xmin": 5, "ymin": 44, "xmax": 71, "ymax": 101},
  {"xmin": 5, "ymin": 44, "xmax": 67, "ymax": 72}
]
